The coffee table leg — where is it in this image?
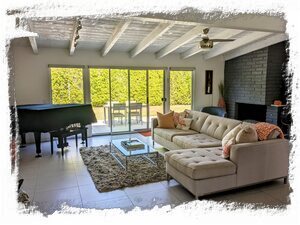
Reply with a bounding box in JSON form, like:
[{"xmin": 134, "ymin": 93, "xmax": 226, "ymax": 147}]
[
  {"xmin": 142, "ymin": 152, "xmax": 159, "ymax": 167},
  {"xmin": 109, "ymin": 143, "xmax": 127, "ymax": 170}
]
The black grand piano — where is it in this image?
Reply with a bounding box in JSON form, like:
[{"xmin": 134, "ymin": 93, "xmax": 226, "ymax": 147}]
[{"xmin": 16, "ymin": 104, "xmax": 97, "ymax": 157}]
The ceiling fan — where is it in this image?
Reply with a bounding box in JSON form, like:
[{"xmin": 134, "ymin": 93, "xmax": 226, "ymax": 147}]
[{"xmin": 199, "ymin": 28, "xmax": 235, "ymax": 49}]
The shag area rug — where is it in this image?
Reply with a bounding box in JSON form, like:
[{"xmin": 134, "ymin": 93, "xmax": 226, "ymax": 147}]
[{"xmin": 79, "ymin": 145, "xmax": 167, "ymax": 192}]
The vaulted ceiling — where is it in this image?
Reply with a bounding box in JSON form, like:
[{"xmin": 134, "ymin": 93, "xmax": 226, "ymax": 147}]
[{"xmin": 14, "ymin": 13, "xmax": 288, "ymax": 60}]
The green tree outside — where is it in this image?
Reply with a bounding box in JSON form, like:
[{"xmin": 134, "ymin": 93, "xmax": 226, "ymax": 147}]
[
  {"xmin": 51, "ymin": 68, "xmax": 84, "ymax": 104},
  {"xmin": 170, "ymin": 70, "xmax": 192, "ymax": 105},
  {"xmin": 51, "ymin": 68, "xmax": 192, "ymax": 107}
]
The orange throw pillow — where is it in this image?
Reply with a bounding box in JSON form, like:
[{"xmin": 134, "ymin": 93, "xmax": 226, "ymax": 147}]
[{"xmin": 157, "ymin": 111, "xmax": 175, "ymax": 129}]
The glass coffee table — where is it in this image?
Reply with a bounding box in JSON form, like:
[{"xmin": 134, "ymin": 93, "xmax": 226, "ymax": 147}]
[{"xmin": 109, "ymin": 138, "xmax": 159, "ymax": 170}]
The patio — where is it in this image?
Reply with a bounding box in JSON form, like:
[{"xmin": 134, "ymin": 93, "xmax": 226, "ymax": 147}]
[{"xmin": 91, "ymin": 105, "xmax": 190, "ymax": 134}]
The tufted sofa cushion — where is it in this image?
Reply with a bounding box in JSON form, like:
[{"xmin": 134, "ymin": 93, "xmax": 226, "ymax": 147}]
[
  {"xmin": 164, "ymin": 147, "xmax": 236, "ymax": 179},
  {"xmin": 200, "ymin": 115, "xmax": 241, "ymax": 140},
  {"xmin": 173, "ymin": 133, "xmax": 222, "ymax": 149},
  {"xmin": 154, "ymin": 128, "xmax": 198, "ymax": 142},
  {"xmin": 185, "ymin": 110, "xmax": 210, "ymax": 132}
]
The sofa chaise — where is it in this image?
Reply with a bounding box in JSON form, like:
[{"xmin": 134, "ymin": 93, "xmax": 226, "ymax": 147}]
[{"xmin": 152, "ymin": 110, "xmax": 289, "ymax": 199}]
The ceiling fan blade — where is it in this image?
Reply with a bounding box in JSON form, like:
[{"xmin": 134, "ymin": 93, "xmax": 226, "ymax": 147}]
[{"xmin": 210, "ymin": 39, "xmax": 235, "ymax": 42}]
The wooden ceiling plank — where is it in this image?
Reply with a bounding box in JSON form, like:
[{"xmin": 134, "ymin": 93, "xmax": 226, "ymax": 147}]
[
  {"xmin": 156, "ymin": 25, "xmax": 205, "ymax": 58},
  {"xmin": 133, "ymin": 14, "xmax": 285, "ymax": 33},
  {"xmin": 224, "ymin": 33, "xmax": 288, "ymax": 60},
  {"xmin": 130, "ymin": 22, "xmax": 174, "ymax": 58},
  {"xmin": 203, "ymin": 31, "xmax": 273, "ymax": 60}
]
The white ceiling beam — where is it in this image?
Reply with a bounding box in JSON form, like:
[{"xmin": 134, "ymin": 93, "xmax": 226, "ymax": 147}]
[
  {"xmin": 69, "ymin": 20, "xmax": 80, "ymax": 56},
  {"xmin": 156, "ymin": 25, "xmax": 205, "ymax": 59},
  {"xmin": 101, "ymin": 20, "xmax": 130, "ymax": 56},
  {"xmin": 132, "ymin": 16, "xmax": 200, "ymax": 27},
  {"xmin": 134, "ymin": 13, "xmax": 286, "ymax": 33},
  {"xmin": 27, "ymin": 21, "xmax": 38, "ymax": 54},
  {"xmin": 130, "ymin": 22, "xmax": 174, "ymax": 58},
  {"xmin": 224, "ymin": 33, "xmax": 288, "ymax": 61},
  {"xmin": 203, "ymin": 32, "xmax": 273, "ymax": 60},
  {"xmin": 181, "ymin": 29, "xmax": 244, "ymax": 59},
  {"xmin": 28, "ymin": 37, "xmax": 38, "ymax": 54}
]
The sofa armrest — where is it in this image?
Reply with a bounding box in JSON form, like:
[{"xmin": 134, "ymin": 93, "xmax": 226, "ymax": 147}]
[
  {"xmin": 230, "ymin": 139, "xmax": 290, "ymax": 186},
  {"xmin": 151, "ymin": 117, "xmax": 158, "ymax": 139}
]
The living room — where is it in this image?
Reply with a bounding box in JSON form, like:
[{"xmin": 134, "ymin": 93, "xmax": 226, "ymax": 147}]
[{"xmin": 2, "ymin": 0, "xmax": 297, "ymax": 222}]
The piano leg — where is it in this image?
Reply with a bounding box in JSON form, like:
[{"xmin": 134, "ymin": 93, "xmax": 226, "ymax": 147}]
[{"xmin": 34, "ymin": 132, "xmax": 42, "ymax": 158}]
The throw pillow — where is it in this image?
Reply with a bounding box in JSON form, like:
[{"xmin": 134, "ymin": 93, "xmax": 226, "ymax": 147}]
[
  {"xmin": 221, "ymin": 125, "xmax": 242, "ymax": 159},
  {"xmin": 222, "ymin": 124, "xmax": 259, "ymax": 159},
  {"xmin": 176, "ymin": 117, "xmax": 193, "ymax": 130},
  {"xmin": 254, "ymin": 122, "xmax": 284, "ymax": 141},
  {"xmin": 222, "ymin": 137, "xmax": 236, "ymax": 158},
  {"xmin": 157, "ymin": 111, "xmax": 175, "ymax": 129},
  {"xmin": 236, "ymin": 125, "xmax": 258, "ymax": 143},
  {"xmin": 222, "ymin": 124, "xmax": 242, "ymax": 147},
  {"xmin": 173, "ymin": 111, "xmax": 187, "ymax": 126}
]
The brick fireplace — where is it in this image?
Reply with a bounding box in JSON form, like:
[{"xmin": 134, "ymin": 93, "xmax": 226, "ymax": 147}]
[{"xmin": 224, "ymin": 41, "xmax": 288, "ymax": 123}]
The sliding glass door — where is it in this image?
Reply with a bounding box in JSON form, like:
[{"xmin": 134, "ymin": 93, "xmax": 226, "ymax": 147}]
[
  {"xmin": 110, "ymin": 69, "xmax": 130, "ymax": 133},
  {"xmin": 89, "ymin": 68, "xmax": 166, "ymax": 135},
  {"xmin": 90, "ymin": 68, "xmax": 131, "ymax": 134},
  {"xmin": 169, "ymin": 70, "xmax": 193, "ymax": 112},
  {"xmin": 89, "ymin": 68, "xmax": 110, "ymax": 134},
  {"xmin": 50, "ymin": 66, "xmax": 193, "ymax": 135},
  {"xmin": 149, "ymin": 70, "xmax": 165, "ymax": 122},
  {"xmin": 129, "ymin": 70, "xmax": 148, "ymax": 131}
]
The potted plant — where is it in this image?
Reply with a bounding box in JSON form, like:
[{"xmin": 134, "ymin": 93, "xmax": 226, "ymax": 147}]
[{"xmin": 218, "ymin": 82, "xmax": 226, "ymax": 110}]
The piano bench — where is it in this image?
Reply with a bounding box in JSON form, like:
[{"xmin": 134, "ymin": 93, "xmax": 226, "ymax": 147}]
[{"xmin": 50, "ymin": 127, "xmax": 88, "ymax": 156}]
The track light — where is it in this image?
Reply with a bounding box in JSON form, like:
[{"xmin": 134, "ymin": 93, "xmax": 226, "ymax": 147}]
[
  {"xmin": 77, "ymin": 20, "xmax": 82, "ymax": 30},
  {"xmin": 75, "ymin": 34, "xmax": 80, "ymax": 41},
  {"xmin": 73, "ymin": 18, "xmax": 82, "ymax": 48}
]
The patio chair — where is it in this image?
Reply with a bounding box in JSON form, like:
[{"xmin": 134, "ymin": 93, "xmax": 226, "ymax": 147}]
[
  {"xmin": 111, "ymin": 103, "xmax": 126, "ymax": 125},
  {"xmin": 130, "ymin": 103, "xmax": 143, "ymax": 124}
]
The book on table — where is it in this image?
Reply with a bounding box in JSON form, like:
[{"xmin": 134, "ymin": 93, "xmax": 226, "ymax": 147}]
[{"xmin": 121, "ymin": 139, "xmax": 145, "ymax": 150}]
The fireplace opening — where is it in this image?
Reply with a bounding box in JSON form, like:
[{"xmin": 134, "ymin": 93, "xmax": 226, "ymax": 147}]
[{"xmin": 236, "ymin": 102, "xmax": 266, "ymax": 122}]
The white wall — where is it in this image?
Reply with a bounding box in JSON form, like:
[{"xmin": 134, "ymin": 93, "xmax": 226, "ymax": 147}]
[{"xmin": 11, "ymin": 45, "xmax": 225, "ymax": 110}]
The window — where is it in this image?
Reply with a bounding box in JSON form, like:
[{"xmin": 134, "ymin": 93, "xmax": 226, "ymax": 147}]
[
  {"xmin": 169, "ymin": 70, "xmax": 193, "ymax": 111},
  {"xmin": 49, "ymin": 65, "xmax": 194, "ymax": 135},
  {"xmin": 50, "ymin": 67, "xmax": 84, "ymax": 104}
]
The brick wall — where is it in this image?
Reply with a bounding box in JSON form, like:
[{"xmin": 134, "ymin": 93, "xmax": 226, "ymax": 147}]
[
  {"xmin": 266, "ymin": 42, "xmax": 286, "ymax": 105},
  {"xmin": 224, "ymin": 42, "xmax": 286, "ymax": 119}
]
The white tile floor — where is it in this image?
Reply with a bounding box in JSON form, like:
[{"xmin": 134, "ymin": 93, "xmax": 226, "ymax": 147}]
[{"xmin": 18, "ymin": 133, "xmax": 292, "ymax": 215}]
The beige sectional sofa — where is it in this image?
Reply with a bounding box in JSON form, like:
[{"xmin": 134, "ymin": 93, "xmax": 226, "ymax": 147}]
[{"xmin": 152, "ymin": 110, "xmax": 289, "ymax": 199}]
